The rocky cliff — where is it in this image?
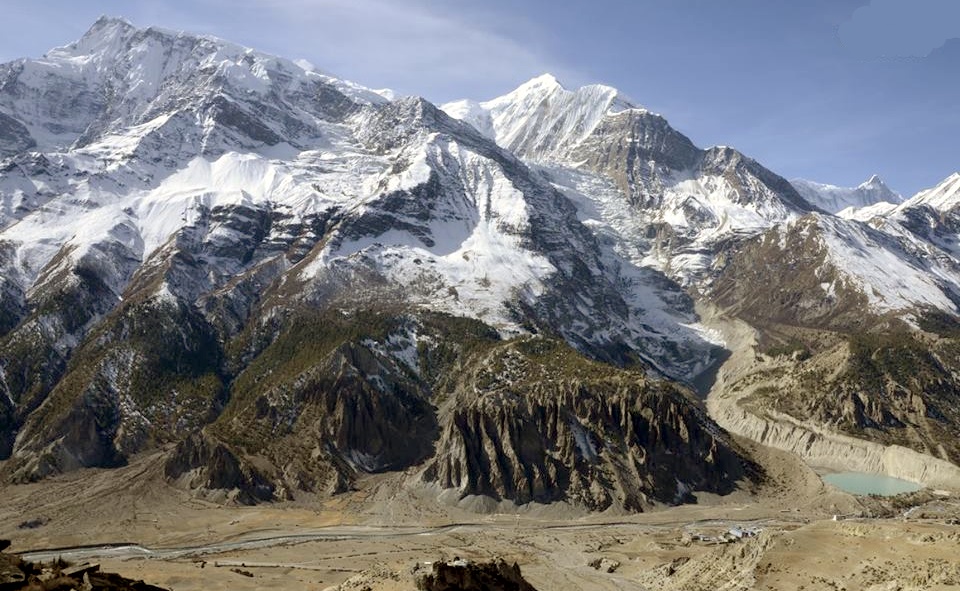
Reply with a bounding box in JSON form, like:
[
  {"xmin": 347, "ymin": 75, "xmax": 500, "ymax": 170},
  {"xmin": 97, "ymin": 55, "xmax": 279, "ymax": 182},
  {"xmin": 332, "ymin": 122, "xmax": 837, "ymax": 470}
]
[{"xmin": 419, "ymin": 336, "xmax": 752, "ymax": 511}]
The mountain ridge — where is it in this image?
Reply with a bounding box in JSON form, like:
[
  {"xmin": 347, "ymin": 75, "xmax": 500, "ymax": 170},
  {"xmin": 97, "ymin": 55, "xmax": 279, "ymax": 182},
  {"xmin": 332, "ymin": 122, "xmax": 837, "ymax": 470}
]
[
  {"xmin": 1, "ymin": 19, "xmax": 959, "ymax": 506},
  {"xmin": 791, "ymin": 175, "xmax": 902, "ymax": 214},
  {"xmin": 0, "ymin": 19, "xmax": 752, "ymax": 507}
]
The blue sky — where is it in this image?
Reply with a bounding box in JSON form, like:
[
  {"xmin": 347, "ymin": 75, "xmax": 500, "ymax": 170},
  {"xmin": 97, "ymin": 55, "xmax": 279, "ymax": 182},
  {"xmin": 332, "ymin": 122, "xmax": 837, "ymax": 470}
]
[{"xmin": 2, "ymin": 0, "xmax": 959, "ymax": 196}]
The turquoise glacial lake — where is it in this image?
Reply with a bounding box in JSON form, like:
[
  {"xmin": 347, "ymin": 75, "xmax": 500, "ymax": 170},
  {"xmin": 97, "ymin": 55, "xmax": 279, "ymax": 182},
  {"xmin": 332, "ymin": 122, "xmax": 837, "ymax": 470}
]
[{"xmin": 822, "ymin": 472, "xmax": 923, "ymax": 496}]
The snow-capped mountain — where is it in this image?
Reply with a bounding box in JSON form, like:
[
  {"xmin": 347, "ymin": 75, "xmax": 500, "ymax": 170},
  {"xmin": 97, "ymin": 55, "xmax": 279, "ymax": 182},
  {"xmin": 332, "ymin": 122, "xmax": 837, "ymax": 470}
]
[
  {"xmin": 0, "ymin": 18, "xmax": 752, "ymax": 507},
  {"xmin": 442, "ymin": 73, "xmax": 637, "ymax": 163},
  {"xmin": 1, "ymin": 18, "xmax": 959, "ymax": 504},
  {"xmin": 445, "ymin": 77, "xmax": 815, "ymax": 286},
  {"xmin": 445, "ymin": 75, "xmax": 960, "ymax": 478},
  {"xmin": 0, "ymin": 15, "xmax": 384, "ymax": 155},
  {"xmin": 0, "ymin": 17, "xmax": 715, "ymax": 366},
  {"xmin": 442, "ymin": 77, "xmax": 960, "ymax": 320},
  {"xmin": 896, "ymin": 172, "xmax": 960, "ymax": 212},
  {"xmin": 878, "ymin": 172, "xmax": 960, "ymax": 264},
  {"xmin": 791, "ymin": 175, "xmax": 902, "ymax": 214}
]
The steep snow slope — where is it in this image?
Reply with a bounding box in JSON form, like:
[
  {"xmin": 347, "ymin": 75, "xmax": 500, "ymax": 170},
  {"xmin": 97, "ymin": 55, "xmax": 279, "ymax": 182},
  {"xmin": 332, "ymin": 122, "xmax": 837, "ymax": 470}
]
[
  {"xmin": 837, "ymin": 201, "xmax": 899, "ymax": 222},
  {"xmin": 445, "ymin": 76, "xmax": 814, "ymax": 286},
  {"xmin": 896, "ymin": 172, "xmax": 960, "ymax": 212},
  {"xmin": 442, "ymin": 74, "xmax": 639, "ymax": 163},
  {"xmin": 792, "ymin": 175, "xmax": 902, "ymax": 214},
  {"xmin": 810, "ymin": 214, "xmax": 960, "ymax": 313},
  {"xmin": 0, "ymin": 16, "xmax": 384, "ymax": 152},
  {"xmin": 878, "ymin": 173, "xmax": 960, "ymax": 266}
]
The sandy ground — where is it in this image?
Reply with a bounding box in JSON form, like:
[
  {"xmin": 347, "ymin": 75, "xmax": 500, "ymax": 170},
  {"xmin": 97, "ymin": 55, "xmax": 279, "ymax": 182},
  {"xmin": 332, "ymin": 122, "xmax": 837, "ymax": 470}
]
[{"xmin": 1, "ymin": 446, "xmax": 958, "ymax": 591}]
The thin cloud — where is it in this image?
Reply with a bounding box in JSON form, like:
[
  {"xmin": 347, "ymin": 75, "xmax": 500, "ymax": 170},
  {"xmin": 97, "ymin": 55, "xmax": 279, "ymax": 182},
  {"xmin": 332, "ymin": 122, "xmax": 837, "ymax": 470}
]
[
  {"xmin": 202, "ymin": 0, "xmax": 580, "ymax": 101},
  {"xmin": 839, "ymin": 0, "xmax": 960, "ymax": 58}
]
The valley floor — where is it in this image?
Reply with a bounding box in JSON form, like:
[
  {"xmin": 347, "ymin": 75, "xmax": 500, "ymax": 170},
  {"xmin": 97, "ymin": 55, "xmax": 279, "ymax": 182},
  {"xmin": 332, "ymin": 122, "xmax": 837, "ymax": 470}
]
[{"xmin": 2, "ymin": 446, "xmax": 958, "ymax": 591}]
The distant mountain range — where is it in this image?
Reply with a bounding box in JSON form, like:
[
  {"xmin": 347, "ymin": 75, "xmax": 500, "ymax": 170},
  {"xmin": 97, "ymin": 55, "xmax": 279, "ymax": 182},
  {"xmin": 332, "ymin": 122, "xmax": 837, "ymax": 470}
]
[
  {"xmin": 1, "ymin": 17, "xmax": 958, "ymax": 508},
  {"xmin": 790, "ymin": 175, "xmax": 902, "ymax": 215}
]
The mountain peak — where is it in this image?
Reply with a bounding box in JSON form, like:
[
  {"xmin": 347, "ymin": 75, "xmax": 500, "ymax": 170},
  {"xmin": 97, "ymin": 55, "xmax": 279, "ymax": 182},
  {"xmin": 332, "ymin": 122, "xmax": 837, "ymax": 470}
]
[
  {"xmin": 80, "ymin": 14, "xmax": 137, "ymax": 43},
  {"xmin": 492, "ymin": 73, "xmax": 567, "ymax": 107},
  {"xmin": 51, "ymin": 16, "xmax": 151, "ymax": 63},
  {"xmin": 499, "ymin": 74, "xmax": 640, "ymax": 111},
  {"xmin": 5, "ymin": 16, "xmax": 390, "ymax": 154},
  {"xmin": 901, "ymin": 172, "xmax": 960, "ymax": 212},
  {"xmin": 791, "ymin": 176, "xmax": 901, "ymax": 214},
  {"xmin": 440, "ymin": 73, "xmax": 647, "ymax": 161},
  {"xmin": 519, "ymin": 73, "xmax": 565, "ymax": 91},
  {"xmin": 91, "ymin": 14, "xmax": 136, "ymax": 30},
  {"xmin": 858, "ymin": 174, "xmax": 886, "ymax": 189},
  {"xmin": 857, "ymin": 174, "xmax": 900, "ymax": 201}
]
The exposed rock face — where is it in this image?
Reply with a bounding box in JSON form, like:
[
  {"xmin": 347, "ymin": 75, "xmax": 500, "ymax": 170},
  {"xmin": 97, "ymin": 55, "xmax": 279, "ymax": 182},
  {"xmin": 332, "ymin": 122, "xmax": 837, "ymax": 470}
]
[
  {"xmin": 0, "ymin": 542, "xmax": 169, "ymax": 590},
  {"xmin": 164, "ymin": 432, "xmax": 278, "ymax": 504},
  {"xmin": 701, "ymin": 307, "xmax": 960, "ymax": 489},
  {"xmin": 418, "ymin": 337, "xmax": 752, "ymax": 511},
  {"xmin": 569, "ymin": 109, "xmax": 701, "ymax": 204},
  {"xmin": 0, "ymin": 238, "xmax": 141, "ymax": 468},
  {"xmin": 756, "ymin": 329, "xmax": 960, "ymax": 469},
  {"xmin": 6, "ymin": 293, "xmax": 226, "ymax": 482},
  {"xmin": 156, "ymin": 312, "xmax": 753, "ymax": 509},
  {"xmin": 710, "ymin": 387, "xmax": 960, "ymax": 489},
  {"xmin": 415, "ymin": 558, "xmax": 538, "ymax": 591},
  {"xmin": 0, "ymin": 112, "xmax": 34, "ymax": 157},
  {"xmin": 0, "ymin": 399, "xmax": 13, "ymax": 459},
  {"xmin": 710, "ymin": 216, "xmax": 871, "ymax": 329},
  {"xmin": 0, "ymin": 553, "xmax": 27, "ymax": 588},
  {"xmin": 424, "ymin": 382, "xmax": 745, "ymax": 510},
  {"xmin": 184, "ymin": 313, "xmax": 442, "ymax": 500}
]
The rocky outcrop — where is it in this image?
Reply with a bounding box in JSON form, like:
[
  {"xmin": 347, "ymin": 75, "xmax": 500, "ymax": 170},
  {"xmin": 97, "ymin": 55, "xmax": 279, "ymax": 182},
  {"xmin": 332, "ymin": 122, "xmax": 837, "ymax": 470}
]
[
  {"xmin": 0, "ymin": 240, "xmax": 141, "ymax": 463},
  {"xmin": 415, "ymin": 558, "xmax": 538, "ymax": 591},
  {"xmin": 158, "ymin": 311, "xmax": 444, "ymax": 501},
  {"xmin": 0, "ymin": 397, "xmax": 13, "ymax": 459},
  {"xmin": 0, "ymin": 112, "xmax": 34, "ymax": 157},
  {"xmin": 572, "ymin": 109, "xmax": 701, "ymax": 203},
  {"xmin": 0, "ymin": 542, "xmax": 168, "ymax": 590},
  {"xmin": 419, "ymin": 337, "xmax": 754, "ymax": 511},
  {"xmin": 709, "ymin": 216, "xmax": 871, "ymax": 329},
  {"xmin": 164, "ymin": 432, "xmax": 279, "ymax": 505},
  {"xmin": 163, "ymin": 313, "xmax": 756, "ymax": 510}
]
